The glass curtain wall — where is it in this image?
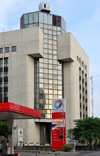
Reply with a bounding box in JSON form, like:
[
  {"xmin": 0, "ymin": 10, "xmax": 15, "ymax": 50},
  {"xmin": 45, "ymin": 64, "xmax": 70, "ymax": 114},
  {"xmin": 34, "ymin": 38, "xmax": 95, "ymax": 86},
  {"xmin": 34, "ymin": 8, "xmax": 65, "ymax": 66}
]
[
  {"xmin": 21, "ymin": 11, "xmax": 66, "ymax": 119},
  {"xmin": 0, "ymin": 58, "xmax": 8, "ymax": 102}
]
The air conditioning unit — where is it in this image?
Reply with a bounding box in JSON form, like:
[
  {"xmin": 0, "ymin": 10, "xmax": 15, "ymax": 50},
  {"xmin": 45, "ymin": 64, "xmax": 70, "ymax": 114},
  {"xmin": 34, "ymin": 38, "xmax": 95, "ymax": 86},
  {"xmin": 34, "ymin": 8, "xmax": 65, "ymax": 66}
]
[{"xmin": 39, "ymin": 2, "xmax": 51, "ymax": 12}]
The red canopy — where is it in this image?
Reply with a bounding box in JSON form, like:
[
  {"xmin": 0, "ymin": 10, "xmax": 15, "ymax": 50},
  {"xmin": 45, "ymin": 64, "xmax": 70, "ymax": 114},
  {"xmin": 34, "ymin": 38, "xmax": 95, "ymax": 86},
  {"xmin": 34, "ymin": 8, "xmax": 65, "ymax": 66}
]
[{"xmin": 0, "ymin": 102, "xmax": 41, "ymax": 120}]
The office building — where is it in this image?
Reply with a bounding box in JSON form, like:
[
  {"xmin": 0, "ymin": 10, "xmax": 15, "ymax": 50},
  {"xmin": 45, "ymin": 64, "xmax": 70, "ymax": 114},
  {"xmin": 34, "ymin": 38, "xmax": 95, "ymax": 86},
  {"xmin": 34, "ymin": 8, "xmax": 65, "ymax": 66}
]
[{"xmin": 0, "ymin": 2, "xmax": 90, "ymax": 145}]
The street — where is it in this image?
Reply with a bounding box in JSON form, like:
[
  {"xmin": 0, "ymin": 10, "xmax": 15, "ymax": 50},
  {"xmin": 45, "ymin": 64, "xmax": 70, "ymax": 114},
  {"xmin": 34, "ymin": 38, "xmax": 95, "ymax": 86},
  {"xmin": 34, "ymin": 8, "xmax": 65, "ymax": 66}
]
[{"xmin": 15, "ymin": 151, "xmax": 100, "ymax": 156}]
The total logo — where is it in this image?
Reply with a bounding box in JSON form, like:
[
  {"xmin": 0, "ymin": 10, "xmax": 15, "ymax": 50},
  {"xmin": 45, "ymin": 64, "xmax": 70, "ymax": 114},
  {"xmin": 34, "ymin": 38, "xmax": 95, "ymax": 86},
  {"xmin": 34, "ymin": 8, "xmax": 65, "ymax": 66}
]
[{"xmin": 54, "ymin": 100, "xmax": 63, "ymax": 109}]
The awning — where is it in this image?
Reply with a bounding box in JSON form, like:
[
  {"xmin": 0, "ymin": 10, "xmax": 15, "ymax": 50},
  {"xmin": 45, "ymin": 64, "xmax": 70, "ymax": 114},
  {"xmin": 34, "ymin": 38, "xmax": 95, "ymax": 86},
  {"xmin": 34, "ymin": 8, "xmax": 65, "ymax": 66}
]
[{"xmin": 0, "ymin": 102, "xmax": 41, "ymax": 120}]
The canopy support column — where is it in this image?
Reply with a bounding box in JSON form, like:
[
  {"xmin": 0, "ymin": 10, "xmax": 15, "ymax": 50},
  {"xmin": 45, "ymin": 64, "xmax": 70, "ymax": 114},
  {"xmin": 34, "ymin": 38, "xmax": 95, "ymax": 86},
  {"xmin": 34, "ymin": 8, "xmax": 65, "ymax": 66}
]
[{"xmin": 8, "ymin": 119, "xmax": 14, "ymax": 154}]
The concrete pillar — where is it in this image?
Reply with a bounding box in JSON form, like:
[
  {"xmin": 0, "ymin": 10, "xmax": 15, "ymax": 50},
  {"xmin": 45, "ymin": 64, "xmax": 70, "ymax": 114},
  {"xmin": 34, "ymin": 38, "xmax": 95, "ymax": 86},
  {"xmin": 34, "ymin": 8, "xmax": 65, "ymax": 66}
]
[{"xmin": 8, "ymin": 119, "xmax": 14, "ymax": 154}]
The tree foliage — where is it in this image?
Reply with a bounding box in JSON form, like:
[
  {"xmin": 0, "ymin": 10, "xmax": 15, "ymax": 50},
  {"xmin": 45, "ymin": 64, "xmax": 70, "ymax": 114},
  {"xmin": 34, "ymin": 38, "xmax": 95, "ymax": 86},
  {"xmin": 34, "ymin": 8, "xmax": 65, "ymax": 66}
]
[
  {"xmin": 67, "ymin": 117, "xmax": 100, "ymax": 150},
  {"xmin": 0, "ymin": 121, "xmax": 8, "ymax": 137}
]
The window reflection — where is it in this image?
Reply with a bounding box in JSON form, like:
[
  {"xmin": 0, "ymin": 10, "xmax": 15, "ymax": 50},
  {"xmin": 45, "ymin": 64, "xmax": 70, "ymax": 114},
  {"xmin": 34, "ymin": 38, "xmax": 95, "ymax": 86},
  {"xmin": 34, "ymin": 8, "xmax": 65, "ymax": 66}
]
[
  {"xmin": 44, "ymin": 29, "xmax": 47, "ymax": 33},
  {"xmin": 44, "ymin": 13, "xmax": 47, "ymax": 24},
  {"xmin": 49, "ymin": 50, "xmax": 52, "ymax": 54},
  {"xmin": 44, "ymin": 34, "xmax": 48, "ymax": 38},
  {"xmin": 49, "ymin": 70, "xmax": 52, "ymax": 74},
  {"xmin": 29, "ymin": 13, "xmax": 33, "ymax": 23},
  {"xmin": 49, "ymin": 80, "xmax": 52, "ymax": 84},
  {"xmin": 53, "ymin": 80, "xmax": 57, "ymax": 84},
  {"xmin": 49, "ymin": 60, "xmax": 52, "ymax": 64},
  {"xmin": 29, "ymin": 24, "xmax": 33, "ymax": 28},
  {"xmin": 57, "ymin": 16, "xmax": 61, "ymax": 27},
  {"xmin": 24, "ymin": 14, "xmax": 28, "ymax": 24},
  {"xmin": 53, "ymin": 60, "xmax": 57, "ymax": 65},
  {"xmin": 49, "ymin": 75, "xmax": 52, "ymax": 79},
  {"xmin": 49, "ymin": 105, "xmax": 52, "ymax": 109},
  {"xmin": 44, "ymin": 74, "xmax": 48, "ymax": 78},
  {"xmin": 44, "ymin": 89, "xmax": 48, "ymax": 94},
  {"xmin": 44, "ymin": 49, "xmax": 48, "ymax": 53},
  {"xmin": 54, "ymin": 90, "xmax": 57, "ymax": 94},
  {"xmin": 43, "ymin": 24, "xmax": 47, "ymax": 29},
  {"xmin": 44, "ymin": 39, "xmax": 48, "ymax": 43},
  {"xmin": 43, "ymin": 79, "xmax": 48, "ymax": 83},
  {"xmin": 58, "ymin": 95, "xmax": 62, "ymax": 99},
  {"xmin": 49, "ymin": 84, "xmax": 53, "ymax": 89},
  {"xmin": 48, "ymin": 25, "xmax": 52, "ymax": 29},
  {"xmin": 53, "ymin": 84, "xmax": 57, "ymax": 89},
  {"xmin": 58, "ymin": 91, "xmax": 62, "ymax": 94},
  {"xmin": 49, "ymin": 95, "xmax": 53, "ymax": 99},
  {"xmin": 34, "ymin": 12, "xmax": 38, "ymax": 23},
  {"xmin": 58, "ymin": 86, "xmax": 62, "ymax": 90},
  {"xmin": 33, "ymin": 12, "xmax": 64, "ymax": 118},
  {"xmin": 44, "ymin": 84, "xmax": 48, "ymax": 88},
  {"xmin": 48, "ymin": 14, "xmax": 52, "ymax": 25},
  {"xmin": 53, "ymin": 50, "xmax": 57, "ymax": 54},
  {"xmin": 39, "ymin": 12, "xmax": 43, "ymax": 23},
  {"xmin": 39, "ymin": 79, "xmax": 43, "ymax": 83},
  {"xmin": 58, "ymin": 71, "xmax": 62, "ymax": 75},
  {"xmin": 54, "ymin": 95, "xmax": 57, "ymax": 99},
  {"xmin": 49, "ymin": 100, "xmax": 52, "ymax": 104},
  {"xmin": 58, "ymin": 75, "xmax": 62, "ymax": 80},
  {"xmin": 47, "ymin": 110, "xmax": 50, "ymax": 114},
  {"xmin": 45, "ymin": 105, "xmax": 48, "ymax": 109},
  {"xmin": 49, "ymin": 90, "xmax": 53, "ymax": 94},
  {"xmin": 44, "ymin": 69, "xmax": 48, "ymax": 73},
  {"xmin": 39, "ymin": 23, "xmax": 43, "ymax": 27}
]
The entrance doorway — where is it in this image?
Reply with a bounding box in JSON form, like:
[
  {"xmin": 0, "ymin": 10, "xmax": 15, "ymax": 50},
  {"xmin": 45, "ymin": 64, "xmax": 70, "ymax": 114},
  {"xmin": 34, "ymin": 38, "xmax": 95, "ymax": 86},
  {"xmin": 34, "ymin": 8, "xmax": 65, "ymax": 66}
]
[{"xmin": 40, "ymin": 123, "xmax": 51, "ymax": 145}]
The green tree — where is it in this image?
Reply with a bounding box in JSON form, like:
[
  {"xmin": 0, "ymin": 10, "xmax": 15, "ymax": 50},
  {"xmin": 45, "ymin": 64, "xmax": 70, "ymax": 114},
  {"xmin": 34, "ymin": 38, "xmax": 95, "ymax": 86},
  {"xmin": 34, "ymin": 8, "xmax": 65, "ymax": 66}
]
[
  {"xmin": 67, "ymin": 117, "xmax": 100, "ymax": 150},
  {"xmin": 0, "ymin": 121, "xmax": 8, "ymax": 137}
]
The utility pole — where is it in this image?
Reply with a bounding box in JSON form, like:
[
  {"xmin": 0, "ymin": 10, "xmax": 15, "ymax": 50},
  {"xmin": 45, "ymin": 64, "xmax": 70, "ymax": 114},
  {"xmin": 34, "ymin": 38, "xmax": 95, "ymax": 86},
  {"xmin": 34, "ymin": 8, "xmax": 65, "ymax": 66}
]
[{"xmin": 90, "ymin": 76, "xmax": 94, "ymax": 117}]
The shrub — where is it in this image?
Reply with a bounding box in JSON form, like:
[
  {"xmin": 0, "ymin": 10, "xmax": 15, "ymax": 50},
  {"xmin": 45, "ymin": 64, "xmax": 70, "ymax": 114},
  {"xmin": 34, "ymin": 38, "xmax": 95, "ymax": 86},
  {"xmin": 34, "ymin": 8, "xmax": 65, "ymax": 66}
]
[
  {"xmin": 14, "ymin": 146, "xmax": 17, "ymax": 150},
  {"xmin": 43, "ymin": 149, "xmax": 48, "ymax": 151},
  {"xmin": 61, "ymin": 144, "xmax": 73, "ymax": 152},
  {"xmin": 52, "ymin": 149, "xmax": 56, "ymax": 152}
]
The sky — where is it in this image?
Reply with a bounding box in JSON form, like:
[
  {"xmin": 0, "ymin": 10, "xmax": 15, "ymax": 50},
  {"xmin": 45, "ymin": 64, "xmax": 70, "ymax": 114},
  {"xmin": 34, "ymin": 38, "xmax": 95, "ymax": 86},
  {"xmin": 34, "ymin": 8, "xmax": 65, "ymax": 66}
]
[{"xmin": 0, "ymin": 0, "xmax": 100, "ymax": 117}]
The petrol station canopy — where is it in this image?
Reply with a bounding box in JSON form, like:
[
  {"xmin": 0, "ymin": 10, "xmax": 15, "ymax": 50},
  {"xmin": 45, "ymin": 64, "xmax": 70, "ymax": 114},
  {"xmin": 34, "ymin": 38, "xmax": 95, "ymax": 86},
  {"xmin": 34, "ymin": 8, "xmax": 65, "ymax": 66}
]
[{"xmin": 0, "ymin": 102, "xmax": 41, "ymax": 120}]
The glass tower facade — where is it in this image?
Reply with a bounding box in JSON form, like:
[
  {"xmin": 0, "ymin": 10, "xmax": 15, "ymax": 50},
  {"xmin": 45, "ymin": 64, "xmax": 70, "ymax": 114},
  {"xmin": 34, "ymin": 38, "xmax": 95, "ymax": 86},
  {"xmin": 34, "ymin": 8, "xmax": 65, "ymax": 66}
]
[{"xmin": 20, "ymin": 11, "xmax": 66, "ymax": 119}]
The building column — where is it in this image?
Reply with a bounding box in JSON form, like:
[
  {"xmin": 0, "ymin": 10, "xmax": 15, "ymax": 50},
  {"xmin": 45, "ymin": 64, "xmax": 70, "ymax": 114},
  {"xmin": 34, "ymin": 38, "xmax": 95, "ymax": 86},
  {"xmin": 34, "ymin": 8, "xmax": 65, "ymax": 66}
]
[{"xmin": 8, "ymin": 119, "xmax": 14, "ymax": 154}]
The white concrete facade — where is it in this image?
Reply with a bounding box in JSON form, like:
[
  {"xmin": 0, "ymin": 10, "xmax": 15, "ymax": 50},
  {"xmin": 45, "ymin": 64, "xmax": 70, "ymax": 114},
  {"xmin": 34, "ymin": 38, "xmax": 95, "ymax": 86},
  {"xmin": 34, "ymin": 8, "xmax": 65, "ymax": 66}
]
[
  {"xmin": 0, "ymin": 27, "xmax": 43, "ymax": 145},
  {"xmin": 58, "ymin": 33, "xmax": 90, "ymax": 132}
]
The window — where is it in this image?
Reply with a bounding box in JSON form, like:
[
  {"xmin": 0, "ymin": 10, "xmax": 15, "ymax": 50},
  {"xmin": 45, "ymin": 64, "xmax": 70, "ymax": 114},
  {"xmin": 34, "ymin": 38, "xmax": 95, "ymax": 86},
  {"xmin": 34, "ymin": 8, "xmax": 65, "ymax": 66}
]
[
  {"xmin": 4, "ymin": 92, "xmax": 8, "ymax": 97},
  {"xmin": 44, "ymin": 13, "xmax": 47, "ymax": 24},
  {"xmin": 0, "ymin": 48, "xmax": 3, "ymax": 53},
  {"xmin": 0, "ymin": 72, "xmax": 3, "ymax": 78},
  {"xmin": 5, "ymin": 47, "xmax": 10, "ymax": 53},
  {"xmin": 24, "ymin": 14, "xmax": 28, "ymax": 25},
  {"xmin": 85, "ymin": 65, "xmax": 87, "ymax": 70},
  {"xmin": 48, "ymin": 14, "xmax": 52, "ymax": 25},
  {"xmin": 4, "ymin": 58, "xmax": 8, "ymax": 67},
  {"xmin": 39, "ymin": 12, "xmax": 43, "ymax": 23},
  {"xmin": 44, "ymin": 4, "xmax": 46, "ymax": 8},
  {"xmin": 12, "ymin": 46, "xmax": 16, "ymax": 52},
  {"xmin": 4, "ymin": 71, "xmax": 8, "ymax": 77},
  {"xmin": 0, "ymin": 59, "xmax": 3, "ymax": 67},
  {"xmin": 34, "ymin": 12, "xmax": 38, "ymax": 23},
  {"xmin": 56, "ymin": 16, "xmax": 61, "ymax": 27},
  {"xmin": 29, "ymin": 13, "xmax": 33, "ymax": 23}
]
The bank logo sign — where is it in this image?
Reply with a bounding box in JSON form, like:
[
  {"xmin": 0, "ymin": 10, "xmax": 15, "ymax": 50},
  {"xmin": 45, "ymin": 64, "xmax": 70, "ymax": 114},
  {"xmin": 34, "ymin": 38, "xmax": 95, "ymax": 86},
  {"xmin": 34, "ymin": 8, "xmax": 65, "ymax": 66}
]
[{"xmin": 52, "ymin": 99, "xmax": 66, "ymax": 112}]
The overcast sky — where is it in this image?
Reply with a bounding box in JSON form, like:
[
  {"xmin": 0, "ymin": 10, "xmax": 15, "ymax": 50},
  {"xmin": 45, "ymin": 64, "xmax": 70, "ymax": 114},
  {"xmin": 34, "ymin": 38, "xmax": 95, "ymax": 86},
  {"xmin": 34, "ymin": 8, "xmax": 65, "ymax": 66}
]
[{"xmin": 0, "ymin": 0, "xmax": 100, "ymax": 117}]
